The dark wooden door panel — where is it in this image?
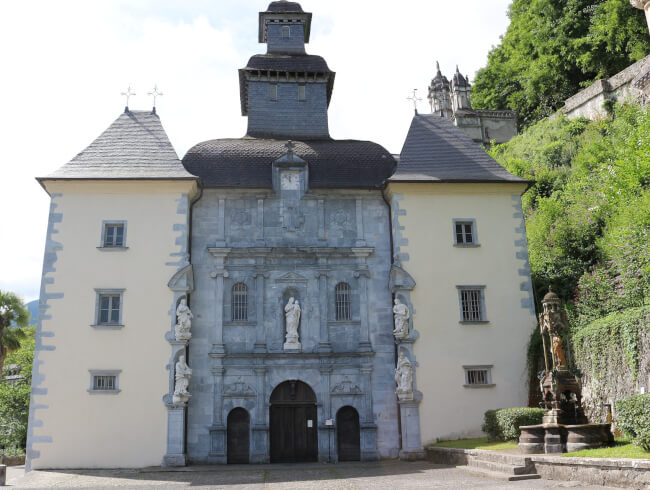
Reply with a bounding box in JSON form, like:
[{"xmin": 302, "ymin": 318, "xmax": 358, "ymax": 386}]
[
  {"xmin": 227, "ymin": 408, "xmax": 250, "ymax": 464},
  {"xmin": 337, "ymin": 406, "xmax": 360, "ymax": 461}
]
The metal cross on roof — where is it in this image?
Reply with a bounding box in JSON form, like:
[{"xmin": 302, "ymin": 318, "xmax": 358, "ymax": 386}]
[
  {"xmin": 121, "ymin": 85, "xmax": 136, "ymax": 112},
  {"xmin": 285, "ymin": 140, "xmax": 295, "ymax": 155},
  {"xmin": 148, "ymin": 84, "xmax": 163, "ymax": 113},
  {"xmin": 406, "ymin": 89, "xmax": 422, "ymax": 115}
]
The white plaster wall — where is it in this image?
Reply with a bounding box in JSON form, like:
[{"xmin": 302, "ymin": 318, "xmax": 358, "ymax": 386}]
[
  {"xmin": 387, "ymin": 183, "xmax": 536, "ymax": 444},
  {"xmin": 31, "ymin": 180, "xmax": 196, "ymax": 469}
]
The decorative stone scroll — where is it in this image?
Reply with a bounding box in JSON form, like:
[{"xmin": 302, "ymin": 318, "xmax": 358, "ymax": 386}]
[
  {"xmin": 172, "ymin": 355, "xmax": 192, "ymax": 404},
  {"xmin": 392, "ymin": 299, "xmax": 410, "ymax": 340},
  {"xmin": 224, "ymin": 377, "xmax": 256, "ymax": 397},
  {"xmin": 283, "ymin": 297, "xmax": 302, "ymax": 350},
  {"xmin": 331, "ymin": 376, "xmax": 362, "ymax": 394},
  {"xmin": 174, "ymin": 299, "xmax": 193, "ymax": 341},
  {"xmin": 395, "ymin": 351, "xmax": 414, "ymax": 401}
]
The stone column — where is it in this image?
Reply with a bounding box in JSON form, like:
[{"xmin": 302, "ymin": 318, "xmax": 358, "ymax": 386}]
[
  {"xmin": 253, "ymin": 270, "xmax": 268, "ymax": 353},
  {"xmin": 398, "ymin": 395, "xmax": 425, "ymax": 461},
  {"xmin": 354, "ymin": 268, "xmax": 372, "ymax": 352},
  {"xmin": 318, "ymin": 199, "xmax": 326, "ymax": 242},
  {"xmin": 256, "ymin": 198, "xmax": 265, "ymax": 242},
  {"xmin": 360, "ymin": 365, "xmax": 379, "ymax": 461},
  {"xmin": 355, "ymin": 198, "xmax": 366, "ymax": 246},
  {"xmin": 215, "ymin": 199, "xmax": 226, "ymax": 246},
  {"xmin": 208, "ymin": 366, "xmax": 226, "ymax": 464},
  {"xmin": 315, "ymin": 270, "xmax": 332, "ymax": 352},
  {"xmin": 162, "ymin": 404, "xmax": 187, "ymax": 467},
  {"xmin": 319, "ymin": 366, "xmax": 334, "ymax": 463},
  {"xmin": 252, "ymin": 367, "xmax": 269, "ymax": 463},
  {"xmin": 208, "ymin": 248, "xmax": 231, "ymax": 355}
]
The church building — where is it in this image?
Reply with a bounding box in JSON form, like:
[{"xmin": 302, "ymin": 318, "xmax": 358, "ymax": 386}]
[{"xmin": 27, "ymin": 1, "xmax": 536, "ymax": 469}]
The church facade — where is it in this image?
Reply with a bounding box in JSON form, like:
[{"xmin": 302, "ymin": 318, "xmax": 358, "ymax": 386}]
[{"xmin": 27, "ymin": 1, "xmax": 535, "ymax": 470}]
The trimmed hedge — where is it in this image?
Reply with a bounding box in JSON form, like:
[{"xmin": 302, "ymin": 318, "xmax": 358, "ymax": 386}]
[
  {"xmin": 482, "ymin": 408, "xmax": 544, "ymax": 441},
  {"xmin": 616, "ymin": 394, "xmax": 650, "ymax": 450}
]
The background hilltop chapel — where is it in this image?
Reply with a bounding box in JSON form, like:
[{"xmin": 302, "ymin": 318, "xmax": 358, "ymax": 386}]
[{"xmin": 27, "ymin": 0, "xmax": 535, "ymax": 469}]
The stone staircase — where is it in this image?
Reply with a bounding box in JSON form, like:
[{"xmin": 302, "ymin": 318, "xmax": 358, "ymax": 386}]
[{"xmin": 457, "ymin": 450, "xmax": 541, "ymax": 481}]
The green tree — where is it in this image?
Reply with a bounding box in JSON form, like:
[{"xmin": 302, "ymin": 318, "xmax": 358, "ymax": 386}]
[
  {"xmin": 0, "ymin": 291, "xmax": 29, "ymax": 381},
  {"xmin": 472, "ymin": 0, "xmax": 650, "ymax": 127}
]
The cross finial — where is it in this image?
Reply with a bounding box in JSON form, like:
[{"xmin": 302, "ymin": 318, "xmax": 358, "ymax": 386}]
[
  {"xmin": 436, "ymin": 61, "xmax": 441, "ymax": 73},
  {"xmin": 285, "ymin": 140, "xmax": 295, "ymax": 156},
  {"xmin": 121, "ymin": 85, "xmax": 136, "ymax": 112},
  {"xmin": 406, "ymin": 89, "xmax": 422, "ymax": 115},
  {"xmin": 148, "ymin": 84, "xmax": 163, "ymax": 114}
]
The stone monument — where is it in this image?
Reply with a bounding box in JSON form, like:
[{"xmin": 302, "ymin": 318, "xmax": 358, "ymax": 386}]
[
  {"xmin": 519, "ymin": 290, "xmax": 612, "ymax": 454},
  {"xmin": 174, "ymin": 299, "xmax": 193, "ymax": 341},
  {"xmin": 392, "ymin": 299, "xmax": 410, "ymax": 340},
  {"xmin": 283, "ymin": 297, "xmax": 301, "ymax": 350}
]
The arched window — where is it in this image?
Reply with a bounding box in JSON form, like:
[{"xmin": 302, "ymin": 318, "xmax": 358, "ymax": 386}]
[
  {"xmin": 335, "ymin": 282, "xmax": 351, "ymax": 321},
  {"xmin": 232, "ymin": 283, "xmax": 248, "ymax": 321}
]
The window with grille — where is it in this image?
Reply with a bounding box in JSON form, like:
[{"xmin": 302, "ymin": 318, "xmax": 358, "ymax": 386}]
[
  {"xmin": 455, "ymin": 222, "xmax": 474, "ymax": 245},
  {"xmin": 458, "ymin": 286, "xmax": 485, "ymax": 322},
  {"xmin": 93, "ymin": 375, "xmax": 116, "ymax": 391},
  {"xmin": 463, "ymin": 366, "xmax": 493, "ymax": 386},
  {"xmin": 232, "ymin": 283, "xmax": 248, "ymax": 321},
  {"xmin": 335, "ymin": 282, "xmax": 351, "ymax": 321},
  {"xmin": 98, "ymin": 294, "xmax": 121, "ymax": 324},
  {"xmin": 103, "ymin": 223, "xmax": 125, "ymax": 247}
]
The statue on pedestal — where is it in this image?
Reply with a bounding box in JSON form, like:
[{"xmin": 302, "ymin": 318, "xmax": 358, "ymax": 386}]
[
  {"xmin": 174, "ymin": 299, "xmax": 193, "ymax": 341},
  {"xmin": 173, "ymin": 355, "xmax": 192, "ymax": 404},
  {"xmin": 283, "ymin": 297, "xmax": 302, "ymax": 350},
  {"xmin": 395, "ymin": 351, "xmax": 413, "ymax": 400},
  {"xmin": 392, "ymin": 298, "xmax": 410, "ymax": 340}
]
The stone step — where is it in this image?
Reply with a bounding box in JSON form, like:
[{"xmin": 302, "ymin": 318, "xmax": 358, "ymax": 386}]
[
  {"xmin": 467, "ymin": 458, "xmax": 530, "ymax": 475},
  {"xmin": 470, "ymin": 450, "xmax": 531, "ymax": 466},
  {"xmin": 458, "ymin": 465, "xmax": 541, "ymax": 482}
]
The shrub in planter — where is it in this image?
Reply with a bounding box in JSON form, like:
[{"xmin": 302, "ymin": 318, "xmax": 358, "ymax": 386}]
[
  {"xmin": 616, "ymin": 394, "xmax": 650, "ymax": 450},
  {"xmin": 482, "ymin": 408, "xmax": 544, "ymax": 441}
]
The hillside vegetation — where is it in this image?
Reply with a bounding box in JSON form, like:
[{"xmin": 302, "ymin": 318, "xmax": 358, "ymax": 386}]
[
  {"xmin": 489, "ymin": 105, "xmax": 650, "ymax": 415},
  {"xmin": 472, "ymin": 0, "xmax": 650, "ymax": 126}
]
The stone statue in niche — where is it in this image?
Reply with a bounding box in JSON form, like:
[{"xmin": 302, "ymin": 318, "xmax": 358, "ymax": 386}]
[
  {"xmin": 392, "ymin": 298, "xmax": 410, "ymax": 339},
  {"xmin": 173, "ymin": 355, "xmax": 192, "ymax": 404},
  {"xmin": 539, "ymin": 291, "xmax": 569, "ymax": 370},
  {"xmin": 174, "ymin": 299, "xmax": 193, "ymax": 341},
  {"xmin": 395, "ymin": 351, "xmax": 414, "ymax": 400},
  {"xmin": 283, "ymin": 297, "xmax": 302, "ymax": 350}
]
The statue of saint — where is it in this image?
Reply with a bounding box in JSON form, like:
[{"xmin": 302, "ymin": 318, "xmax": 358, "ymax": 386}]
[
  {"xmin": 174, "ymin": 299, "xmax": 193, "ymax": 341},
  {"xmin": 173, "ymin": 355, "xmax": 192, "ymax": 404},
  {"xmin": 283, "ymin": 297, "xmax": 302, "ymax": 349},
  {"xmin": 392, "ymin": 298, "xmax": 410, "ymax": 339},
  {"xmin": 540, "ymin": 291, "xmax": 569, "ymax": 370},
  {"xmin": 395, "ymin": 351, "xmax": 413, "ymax": 400}
]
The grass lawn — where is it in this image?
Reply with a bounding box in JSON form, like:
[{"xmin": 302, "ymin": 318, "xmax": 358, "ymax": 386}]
[
  {"xmin": 564, "ymin": 441, "xmax": 650, "ymax": 459},
  {"xmin": 430, "ymin": 437, "xmax": 518, "ymax": 450}
]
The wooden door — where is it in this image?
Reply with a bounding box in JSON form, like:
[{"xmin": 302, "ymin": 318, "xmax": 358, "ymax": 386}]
[
  {"xmin": 337, "ymin": 406, "xmax": 360, "ymax": 461},
  {"xmin": 270, "ymin": 381, "xmax": 318, "ymax": 463},
  {"xmin": 227, "ymin": 408, "xmax": 250, "ymax": 464}
]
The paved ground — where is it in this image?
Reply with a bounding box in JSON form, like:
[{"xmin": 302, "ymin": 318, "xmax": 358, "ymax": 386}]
[{"xmin": 6, "ymin": 461, "xmax": 616, "ymax": 489}]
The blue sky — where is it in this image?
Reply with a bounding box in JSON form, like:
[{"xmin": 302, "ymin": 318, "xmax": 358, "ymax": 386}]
[{"xmin": 0, "ymin": 0, "xmax": 512, "ymax": 302}]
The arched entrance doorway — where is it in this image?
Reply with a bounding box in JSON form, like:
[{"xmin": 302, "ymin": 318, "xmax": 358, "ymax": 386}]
[
  {"xmin": 227, "ymin": 407, "xmax": 250, "ymax": 464},
  {"xmin": 269, "ymin": 380, "xmax": 318, "ymax": 463},
  {"xmin": 336, "ymin": 406, "xmax": 360, "ymax": 461}
]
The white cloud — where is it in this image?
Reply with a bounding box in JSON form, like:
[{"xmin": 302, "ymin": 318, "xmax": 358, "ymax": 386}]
[{"xmin": 0, "ymin": 0, "xmax": 510, "ymax": 302}]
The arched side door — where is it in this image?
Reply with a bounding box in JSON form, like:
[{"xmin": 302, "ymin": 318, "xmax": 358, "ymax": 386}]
[
  {"xmin": 227, "ymin": 407, "xmax": 250, "ymax": 464},
  {"xmin": 337, "ymin": 406, "xmax": 360, "ymax": 461}
]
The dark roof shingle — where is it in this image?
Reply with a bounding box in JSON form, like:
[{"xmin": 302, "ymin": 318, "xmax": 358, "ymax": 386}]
[
  {"xmin": 42, "ymin": 110, "xmax": 196, "ymax": 180},
  {"xmin": 182, "ymin": 138, "xmax": 396, "ymax": 188},
  {"xmin": 391, "ymin": 114, "xmax": 527, "ymax": 183}
]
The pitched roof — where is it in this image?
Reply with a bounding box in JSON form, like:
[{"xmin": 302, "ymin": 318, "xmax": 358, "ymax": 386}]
[
  {"xmin": 41, "ymin": 110, "xmax": 196, "ymax": 180},
  {"xmin": 266, "ymin": 1, "xmax": 304, "ymax": 12},
  {"xmin": 182, "ymin": 138, "xmax": 396, "ymax": 188},
  {"xmin": 391, "ymin": 114, "xmax": 527, "ymax": 184}
]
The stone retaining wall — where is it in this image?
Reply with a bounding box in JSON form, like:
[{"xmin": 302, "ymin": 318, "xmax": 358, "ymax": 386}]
[
  {"xmin": 0, "ymin": 454, "xmax": 25, "ymax": 466},
  {"xmin": 425, "ymin": 446, "xmax": 650, "ymax": 488}
]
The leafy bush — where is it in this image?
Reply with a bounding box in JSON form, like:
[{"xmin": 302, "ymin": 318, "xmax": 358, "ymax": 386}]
[
  {"xmin": 616, "ymin": 394, "xmax": 650, "ymax": 450},
  {"xmin": 482, "ymin": 408, "xmax": 544, "ymax": 441}
]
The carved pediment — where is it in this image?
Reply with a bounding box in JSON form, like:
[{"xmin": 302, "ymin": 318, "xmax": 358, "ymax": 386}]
[
  {"xmin": 223, "ymin": 378, "xmax": 256, "ymax": 397},
  {"xmin": 331, "ymin": 377, "xmax": 362, "ymax": 395},
  {"xmin": 389, "ymin": 265, "xmax": 416, "ymax": 292},
  {"xmin": 275, "ymin": 271, "xmax": 309, "ymax": 283},
  {"xmin": 168, "ymin": 265, "xmax": 194, "ymax": 293}
]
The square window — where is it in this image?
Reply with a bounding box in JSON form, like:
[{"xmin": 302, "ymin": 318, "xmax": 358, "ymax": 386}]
[
  {"xmin": 103, "ymin": 223, "xmax": 125, "ymax": 247},
  {"xmin": 298, "ymin": 84, "xmax": 306, "ymax": 101},
  {"xmin": 463, "ymin": 366, "xmax": 493, "ymax": 387},
  {"xmin": 270, "ymin": 84, "xmax": 278, "ymax": 101},
  {"xmin": 453, "ymin": 219, "xmax": 477, "ymax": 245},
  {"xmin": 94, "ymin": 289, "xmax": 124, "ymax": 327},
  {"xmin": 88, "ymin": 370, "xmax": 121, "ymax": 394},
  {"xmin": 457, "ymin": 286, "xmax": 486, "ymax": 322}
]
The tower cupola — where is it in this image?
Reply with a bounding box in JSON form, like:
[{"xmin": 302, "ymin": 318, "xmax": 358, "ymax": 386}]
[
  {"xmin": 427, "ymin": 62, "xmax": 453, "ymax": 119},
  {"xmin": 450, "ymin": 65, "xmax": 472, "ymax": 111},
  {"xmin": 259, "ymin": 1, "xmax": 312, "ymax": 55}
]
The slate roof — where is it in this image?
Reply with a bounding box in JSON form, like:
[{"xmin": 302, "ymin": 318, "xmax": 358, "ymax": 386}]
[
  {"xmin": 182, "ymin": 138, "xmax": 396, "ymax": 188},
  {"xmin": 266, "ymin": 1, "xmax": 303, "ymax": 12},
  {"xmin": 41, "ymin": 110, "xmax": 196, "ymax": 181},
  {"xmin": 391, "ymin": 114, "xmax": 528, "ymax": 183}
]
